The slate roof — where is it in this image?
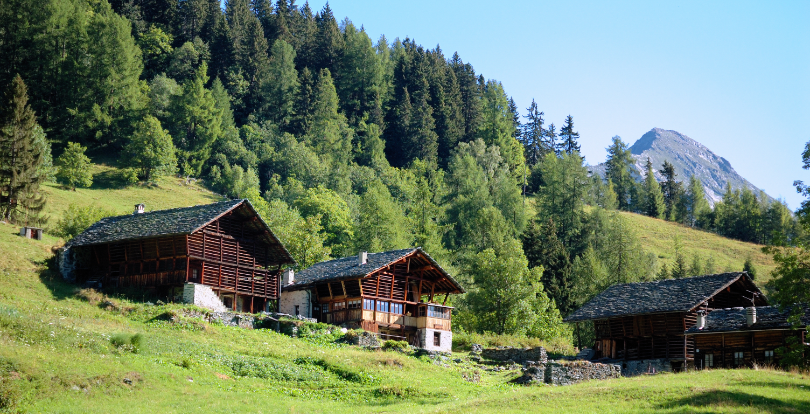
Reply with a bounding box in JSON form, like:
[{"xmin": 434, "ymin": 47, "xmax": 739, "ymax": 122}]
[
  {"xmin": 285, "ymin": 247, "xmax": 464, "ymax": 293},
  {"xmin": 564, "ymin": 273, "xmax": 755, "ymax": 322},
  {"xmin": 65, "ymin": 200, "xmax": 294, "ymax": 264},
  {"xmin": 685, "ymin": 306, "xmax": 810, "ymax": 334}
]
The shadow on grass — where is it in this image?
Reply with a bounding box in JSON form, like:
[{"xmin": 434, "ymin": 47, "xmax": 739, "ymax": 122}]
[
  {"xmin": 739, "ymin": 380, "xmax": 810, "ymax": 392},
  {"xmin": 659, "ymin": 390, "xmax": 810, "ymax": 414},
  {"xmin": 90, "ymin": 168, "xmax": 133, "ymax": 190},
  {"xmin": 36, "ymin": 255, "xmax": 76, "ymax": 301}
]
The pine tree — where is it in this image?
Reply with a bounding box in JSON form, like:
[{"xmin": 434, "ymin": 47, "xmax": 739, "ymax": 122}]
[
  {"xmin": 685, "ymin": 175, "xmax": 710, "ymax": 227},
  {"xmin": 522, "ymin": 218, "xmax": 574, "ymax": 315},
  {"xmin": 521, "ymin": 99, "xmax": 545, "ymax": 167},
  {"xmin": 168, "ymin": 63, "xmax": 223, "ymax": 176},
  {"xmin": 544, "ymin": 123, "xmax": 558, "ymax": 156},
  {"xmin": 56, "ymin": 142, "xmax": 93, "ymax": 191},
  {"xmin": 260, "ymin": 39, "xmax": 299, "ymax": 128},
  {"xmin": 122, "ymin": 116, "xmax": 177, "ymax": 181},
  {"xmin": 660, "ymin": 160, "xmax": 682, "ymax": 220},
  {"xmin": 642, "ymin": 158, "xmax": 665, "ymax": 218},
  {"xmin": 313, "ymin": 4, "xmax": 344, "ymax": 74},
  {"xmin": 0, "ymin": 75, "xmax": 47, "ymax": 224},
  {"xmin": 605, "ymin": 136, "xmax": 635, "ymax": 211},
  {"xmin": 450, "ymin": 54, "xmax": 482, "ymax": 143},
  {"xmin": 307, "ymin": 69, "xmax": 352, "ymax": 167},
  {"xmin": 558, "ymin": 115, "xmax": 580, "ymax": 155},
  {"xmin": 407, "ymin": 78, "xmax": 439, "ymax": 166}
]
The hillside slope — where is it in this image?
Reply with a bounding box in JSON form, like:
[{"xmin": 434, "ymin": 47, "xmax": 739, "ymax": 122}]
[
  {"xmin": 0, "ymin": 226, "xmax": 808, "ymax": 413},
  {"xmin": 41, "ymin": 163, "xmax": 223, "ymax": 225},
  {"xmin": 621, "ymin": 210, "xmax": 775, "ymax": 281}
]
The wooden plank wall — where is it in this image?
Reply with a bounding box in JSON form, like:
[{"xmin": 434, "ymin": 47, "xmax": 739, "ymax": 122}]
[
  {"xmin": 694, "ymin": 330, "xmax": 794, "ymax": 367},
  {"xmin": 593, "ymin": 312, "xmax": 696, "ymax": 360}
]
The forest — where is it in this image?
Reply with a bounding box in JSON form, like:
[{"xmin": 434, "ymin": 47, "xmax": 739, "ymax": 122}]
[{"xmin": 0, "ymin": 0, "xmax": 804, "ymax": 345}]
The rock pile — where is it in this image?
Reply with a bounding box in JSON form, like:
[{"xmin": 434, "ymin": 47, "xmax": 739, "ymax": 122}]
[{"xmin": 481, "ymin": 346, "xmax": 548, "ymax": 364}]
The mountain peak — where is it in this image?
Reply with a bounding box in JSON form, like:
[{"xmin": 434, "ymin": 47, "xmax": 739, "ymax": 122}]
[{"xmin": 594, "ymin": 129, "xmax": 770, "ymax": 206}]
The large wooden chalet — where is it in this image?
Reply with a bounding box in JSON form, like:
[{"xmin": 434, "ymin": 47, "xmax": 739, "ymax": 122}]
[
  {"xmin": 564, "ymin": 273, "xmax": 769, "ymax": 370},
  {"xmin": 280, "ymin": 248, "xmax": 464, "ymax": 352},
  {"xmin": 60, "ymin": 200, "xmax": 295, "ymax": 312}
]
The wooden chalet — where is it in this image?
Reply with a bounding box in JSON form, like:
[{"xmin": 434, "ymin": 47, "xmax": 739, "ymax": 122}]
[
  {"xmin": 61, "ymin": 200, "xmax": 295, "ymax": 312},
  {"xmin": 685, "ymin": 306, "xmax": 810, "ymax": 368},
  {"xmin": 564, "ymin": 272, "xmax": 767, "ymax": 370},
  {"xmin": 280, "ymin": 248, "xmax": 464, "ymax": 351}
]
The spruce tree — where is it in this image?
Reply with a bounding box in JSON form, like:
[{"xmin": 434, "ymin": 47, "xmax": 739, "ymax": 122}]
[
  {"xmin": 605, "ymin": 136, "xmax": 635, "ymax": 211},
  {"xmin": 0, "ymin": 75, "xmax": 46, "ymax": 224},
  {"xmin": 261, "ymin": 39, "xmax": 299, "ymax": 129},
  {"xmin": 544, "ymin": 123, "xmax": 557, "ymax": 156},
  {"xmin": 660, "ymin": 160, "xmax": 682, "ymax": 220},
  {"xmin": 521, "ymin": 99, "xmax": 545, "ymax": 167},
  {"xmin": 642, "ymin": 158, "xmax": 665, "ymax": 219},
  {"xmin": 686, "ymin": 175, "xmax": 710, "ymax": 227},
  {"xmin": 523, "ymin": 219, "xmax": 574, "ymax": 315},
  {"xmin": 558, "ymin": 115, "xmax": 581, "ymax": 155}
]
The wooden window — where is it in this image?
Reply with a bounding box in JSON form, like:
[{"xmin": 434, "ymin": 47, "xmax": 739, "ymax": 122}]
[
  {"xmin": 322, "ymin": 303, "xmax": 329, "ymax": 313},
  {"xmin": 433, "ymin": 332, "xmax": 441, "ymax": 347},
  {"xmin": 705, "ymin": 353, "xmax": 714, "ymax": 368},
  {"xmin": 333, "ymin": 301, "xmax": 346, "ymax": 311},
  {"xmin": 376, "ymin": 301, "xmax": 389, "ymax": 313},
  {"xmin": 390, "ymin": 303, "xmax": 403, "ymax": 315},
  {"xmin": 363, "ymin": 299, "xmax": 374, "ymax": 310},
  {"xmin": 192, "ymin": 269, "xmax": 199, "ymax": 280},
  {"xmin": 734, "ymin": 352, "xmax": 744, "ymax": 366},
  {"xmin": 348, "ymin": 300, "xmax": 361, "ymax": 309},
  {"xmin": 428, "ymin": 305, "xmax": 450, "ymax": 319},
  {"xmin": 418, "ymin": 306, "xmax": 426, "ymax": 317},
  {"xmin": 764, "ymin": 350, "xmax": 774, "ymax": 364}
]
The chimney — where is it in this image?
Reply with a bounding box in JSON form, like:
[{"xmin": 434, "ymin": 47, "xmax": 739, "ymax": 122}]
[
  {"xmin": 696, "ymin": 312, "xmax": 706, "ymax": 330},
  {"xmin": 359, "ymin": 251, "xmax": 368, "ymax": 265},
  {"xmin": 134, "ymin": 203, "xmax": 145, "ymax": 214},
  {"xmin": 746, "ymin": 307, "xmax": 757, "ymax": 326},
  {"xmin": 283, "ymin": 268, "xmax": 295, "ymax": 286}
]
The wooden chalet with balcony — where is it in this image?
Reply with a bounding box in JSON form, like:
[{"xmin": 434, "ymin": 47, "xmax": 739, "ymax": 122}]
[
  {"xmin": 59, "ymin": 199, "xmax": 295, "ymax": 312},
  {"xmin": 280, "ymin": 248, "xmax": 464, "ymax": 352},
  {"xmin": 564, "ymin": 272, "xmax": 767, "ymax": 370}
]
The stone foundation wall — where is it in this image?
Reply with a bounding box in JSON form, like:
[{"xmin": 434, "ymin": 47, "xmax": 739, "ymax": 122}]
[
  {"xmin": 418, "ymin": 328, "xmax": 452, "ymax": 352},
  {"xmin": 182, "ymin": 283, "xmax": 228, "ymax": 312},
  {"xmin": 279, "ymin": 290, "xmax": 312, "ymax": 318},
  {"xmin": 482, "ymin": 347, "xmax": 548, "ymax": 364},
  {"xmin": 57, "ymin": 247, "xmax": 76, "ymax": 282}
]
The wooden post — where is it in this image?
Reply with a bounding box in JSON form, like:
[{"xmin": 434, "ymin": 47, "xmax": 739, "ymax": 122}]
[{"xmin": 442, "ymin": 292, "xmax": 449, "ymax": 305}]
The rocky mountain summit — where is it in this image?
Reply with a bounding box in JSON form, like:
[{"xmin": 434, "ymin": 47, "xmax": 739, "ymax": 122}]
[{"xmin": 592, "ymin": 128, "xmax": 769, "ymax": 205}]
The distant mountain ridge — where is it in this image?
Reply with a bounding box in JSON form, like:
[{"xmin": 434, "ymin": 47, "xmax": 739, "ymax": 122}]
[{"xmin": 591, "ymin": 128, "xmax": 770, "ymax": 206}]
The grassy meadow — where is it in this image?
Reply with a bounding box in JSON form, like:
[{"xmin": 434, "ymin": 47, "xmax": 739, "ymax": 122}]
[
  {"xmin": 0, "ymin": 164, "xmax": 799, "ymax": 413},
  {"xmin": 0, "ymin": 222, "xmax": 808, "ymax": 413}
]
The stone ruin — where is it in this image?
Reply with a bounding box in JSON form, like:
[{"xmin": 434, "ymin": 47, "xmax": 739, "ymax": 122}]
[{"xmin": 474, "ymin": 345, "xmax": 621, "ymax": 386}]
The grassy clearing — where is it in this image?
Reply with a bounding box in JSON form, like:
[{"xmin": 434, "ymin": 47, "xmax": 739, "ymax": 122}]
[
  {"xmin": 41, "ymin": 162, "xmax": 222, "ymax": 226},
  {"xmin": 620, "ymin": 212, "xmax": 775, "ymax": 281},
  {"xmin": 0, "ymin": 227, "xmax": 808, "ymax": 413}
]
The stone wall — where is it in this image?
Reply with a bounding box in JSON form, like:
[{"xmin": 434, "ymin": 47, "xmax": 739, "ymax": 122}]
[
  {"xmin": 545, "ymin": 361, "xmax": 621, "ymax": 386},
  {"xmin": 482, "ymin": 347, "xmax": 548, "ymax": 364},
  {"xmin": 511, "ymin": 360, "xmax": 620, "ymax": 386},
  {"xmin": 182, "ymin": 283, "xmax": 228, "ymax": 312},
  {"xmin": 279, "ymin": 290, "xmax": 312, "ymax": 318},
  {"xmin": 57, "ymin": 247, "xmax": 76, "ymax": 282},
  {"xmin": 418, "ymin": 328, "xmax": 452, "ymax": 353},
  {"xmin": 619, "ymin": 358, "xmax": 672, "ymax": 377}
]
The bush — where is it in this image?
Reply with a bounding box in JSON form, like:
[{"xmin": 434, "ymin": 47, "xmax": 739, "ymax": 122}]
[
  {"xmin": 452, "ymin": 329, "xmax": 576, "ymax": 356},
  {"xmin": 53, "ymin": 204, "xmax": 117, "ymax": 240},
  {"xmin": 110, "ymin": 333, "xmax": 144, "ymax": 353},
  {"xmin": 381, "ymin": 340, "xmax": 410, "ymax": 352},
  {"xmin": 56, "ymin": 142, "xmax": 93, "ymax": 190}
]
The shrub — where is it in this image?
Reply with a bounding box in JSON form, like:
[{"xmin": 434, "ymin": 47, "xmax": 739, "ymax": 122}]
[
  {"xmin": 54, "ymin": 204, "xmax": 117, "ymax": 240},
  {"xmin": 56, "ymin": 142, "xmax": 93, "ymax": 190},
  {"xmin": 110, "ymin": 333, "xmax": 144, "ymax": 353},
  {"xmin": 381, "ymin": 340, "xmax": 410, "ymax": 352}
]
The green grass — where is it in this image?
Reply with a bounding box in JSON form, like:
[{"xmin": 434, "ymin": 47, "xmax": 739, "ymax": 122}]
[
  {"xmin": 0, "ymin": 226, "xmax": 808, "ymax": 413},
  {"xmin": 620, "ymin": 211, "xmax": 776, "ymax": 281},
  {"xmin": 42, "ymin": 162, "xmax": 222, "ymax": 227}
]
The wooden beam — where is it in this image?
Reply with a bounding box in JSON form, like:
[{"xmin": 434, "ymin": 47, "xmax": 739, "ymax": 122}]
[{"xmin": 327, "ymin": 283, "xmax": 333, "ymax": 299}]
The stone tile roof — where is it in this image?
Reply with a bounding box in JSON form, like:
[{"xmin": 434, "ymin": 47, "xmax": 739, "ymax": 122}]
[
  {"xmin": 65, "ymin": 200, "xmax": 294, "ymax": 265},
  {"xmin": 67, "ymin": 199, "xmax": 245, "ymax": 247},
  {"xmin": 564, "ymin": 273, "xmax": 752, "ymax": 322},
  {"xmin": 685, "ymin": 306, "xmax": 810, "ymax": 334},
  {"xmin": 285, "ymin": 247, "xmax": 464, "ymax": 293}
]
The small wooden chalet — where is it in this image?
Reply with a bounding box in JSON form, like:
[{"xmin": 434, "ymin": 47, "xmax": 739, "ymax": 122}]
[
  {"xmin": 685, "ymin": 306, "xmax": 810, "ymax": 368},
  {"xmin": 60, "ymin": 200, "xmax": 295, "ymax": 312},
  {"xmin": 564, "ymin": 272, "xmax": 767, "ymax": 370},
  {"xmin": 280, "ymin": 248, "xmax": 464, "ymax": 352}
]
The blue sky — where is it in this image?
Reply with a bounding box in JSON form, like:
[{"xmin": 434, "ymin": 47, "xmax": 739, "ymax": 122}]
[{"xmin": 256, "ymin": 1, "xmax": 810, "ymax": 209}]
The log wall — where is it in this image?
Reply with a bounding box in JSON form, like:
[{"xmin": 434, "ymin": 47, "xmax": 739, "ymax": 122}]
[{"xmin": 593, "ymin": 312, "xmax": 696, "ymax": 360}]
